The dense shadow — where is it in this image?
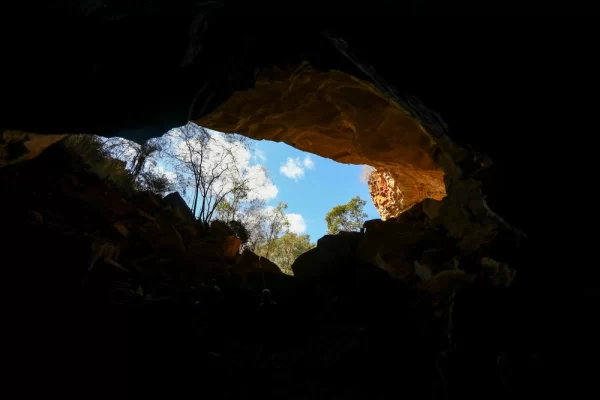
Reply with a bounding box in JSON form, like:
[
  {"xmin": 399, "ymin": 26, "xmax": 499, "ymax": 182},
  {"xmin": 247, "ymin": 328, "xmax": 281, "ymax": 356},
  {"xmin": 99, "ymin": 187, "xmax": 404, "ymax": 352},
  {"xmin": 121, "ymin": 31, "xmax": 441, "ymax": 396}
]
[{"xmin": 2, "ymin": 140, "xmax": 549, "ymax": 400}]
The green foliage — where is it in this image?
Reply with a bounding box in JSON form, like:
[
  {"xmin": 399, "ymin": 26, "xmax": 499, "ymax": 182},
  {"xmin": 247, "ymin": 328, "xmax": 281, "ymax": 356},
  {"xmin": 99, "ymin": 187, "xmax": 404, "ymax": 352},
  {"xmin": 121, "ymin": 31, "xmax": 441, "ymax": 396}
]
[
  {"xmin": 163, "ymin": 123, "xmax": 253, "ymax": 223},
  {"xmin": 254, "ymin": 201, "xmax": 290, "ymax": 259},
  {"xmin": 138, "ymin": 169, "xmax": 175, "ymax": 196},
  {"xmin": 268, "ymin": 232, "xmax": 315, "ymax": 275},
  {"xmin": 62, "ymin": 135, "xmax": 132, "ymax": 191},
  {"xmin": 325, "ymin": 196, "xmax": 368, "ymax": 234},
  {"xmin": 214, "ymin": 198, "xmax": 237, "ymax": 222},
  {"xmin": 62, "ymin": 134, "xmax": 171, "ymax": 196},
  {"xmin": 62, "ymin": 134, "xmax": 110, "ymax": 162},
  {"xmin": 248, "ymin": 201, "xmax": 316, "ymax": 274},
  {"xmin": 225, "ymin": 219, "xmax": 250, "ymax": 246}
]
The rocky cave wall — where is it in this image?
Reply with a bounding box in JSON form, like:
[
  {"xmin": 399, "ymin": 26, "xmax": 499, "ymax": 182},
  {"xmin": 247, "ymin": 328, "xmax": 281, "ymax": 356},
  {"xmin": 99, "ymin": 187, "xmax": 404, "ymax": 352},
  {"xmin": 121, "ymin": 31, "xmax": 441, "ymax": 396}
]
[
  {"xmin": 0, "ymin": 60, "xmax": 520, "ymax": 263},
  {"xmin": 196, "ymin": 63, "xmax": 448, "ymax": 216},
  {"xmin": 1, "ymin": 131, "xmax": 66, "ymax": 169},
  {"xmin": 1, "ymin": 2, "xmax": 538, "ymax": 274},
  {"xmin": 2, "ymin": 4, "xmax": 593, "ymax": 396},
  {"xmin": 0, "ymin": 63, "xmax": 524, "ymax": 295},
  {"xmin": 0, "ymin": 63, "xmax": 451, "ymax": 217}
]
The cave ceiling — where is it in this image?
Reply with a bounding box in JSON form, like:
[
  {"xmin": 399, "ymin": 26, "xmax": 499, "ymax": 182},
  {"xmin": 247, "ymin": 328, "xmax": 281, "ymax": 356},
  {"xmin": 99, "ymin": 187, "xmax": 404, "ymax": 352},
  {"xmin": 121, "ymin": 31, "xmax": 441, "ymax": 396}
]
[{"xmin": 1, "ymin": 1, "xmax": 558, "ymax": 233}]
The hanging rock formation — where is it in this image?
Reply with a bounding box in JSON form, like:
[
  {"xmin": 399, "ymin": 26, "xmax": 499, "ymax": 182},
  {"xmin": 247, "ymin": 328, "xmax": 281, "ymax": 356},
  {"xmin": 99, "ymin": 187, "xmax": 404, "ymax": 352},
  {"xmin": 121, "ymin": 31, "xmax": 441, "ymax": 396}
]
[
  {"xmin": 2, "ymin": 3, "xmax": 549, "ymax": 240},
  {"xmin": 196, "ymin": 63, "xmax": 448, "ymax": 212},
  {"xmin": 0, "ymin": 5, "xmax": 537, "ymax": 312},
  {"xmin": 367, "ymin": 167, "xmax": 446, "ymax": 220}
]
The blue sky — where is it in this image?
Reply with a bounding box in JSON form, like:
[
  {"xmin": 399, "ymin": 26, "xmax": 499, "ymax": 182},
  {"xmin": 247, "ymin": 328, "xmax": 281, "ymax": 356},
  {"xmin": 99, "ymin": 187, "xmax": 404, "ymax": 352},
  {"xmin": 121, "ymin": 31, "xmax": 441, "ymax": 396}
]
[
  {"xmin": 123, "ymin": 126, "xmax": 380, "ymax": 242},
  {"xmin": 251, "ymin": 139, "xmax": 379, "ymax": 241}
]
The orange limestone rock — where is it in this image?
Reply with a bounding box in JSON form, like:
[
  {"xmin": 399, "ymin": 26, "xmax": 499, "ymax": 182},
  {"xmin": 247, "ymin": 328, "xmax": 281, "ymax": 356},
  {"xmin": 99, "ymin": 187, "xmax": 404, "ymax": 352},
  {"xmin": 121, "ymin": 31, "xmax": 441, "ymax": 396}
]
[
  {"xmin": 197, "ymin": 63, "xmax": 448, "ymax": 217},
  {"xmin": 368, "ymin": 168, "xmax": 446, "ymax": 220}
]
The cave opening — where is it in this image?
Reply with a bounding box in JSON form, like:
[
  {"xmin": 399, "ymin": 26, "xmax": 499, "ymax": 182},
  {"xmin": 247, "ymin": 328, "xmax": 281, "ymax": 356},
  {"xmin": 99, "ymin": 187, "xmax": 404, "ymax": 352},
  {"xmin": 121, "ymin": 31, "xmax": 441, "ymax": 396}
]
[
  {"xmin": 0, "ymin": 3, "xmax": 567, "ymax": 396},
  {"xmin": 45, "ymin": 121, "xmax": 389, "ymax": 275},
  {"xmin": 1, "ymin": 102, "xmax": 534, "ymax": 400},
  {"xmin": 0, "ymin": 30, "xmax": 539, "ymax": 400},
  {"xmin": 0, "ymin": 67, "xmax": 529, "ymax": 396}
]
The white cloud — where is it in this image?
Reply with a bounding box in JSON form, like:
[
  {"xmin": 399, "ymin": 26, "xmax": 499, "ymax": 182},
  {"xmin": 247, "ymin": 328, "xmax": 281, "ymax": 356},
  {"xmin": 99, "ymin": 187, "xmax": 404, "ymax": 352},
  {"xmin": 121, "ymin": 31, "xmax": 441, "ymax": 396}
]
[
  {"xmin": 302, "ymin": 155, "xmax": 315, "ymax": 169},
  {"xmin": 163, "ymin": 126, "xmax": 279, "ymax": 203},
  {"xmin": 245, "ymin": 205, "xmax": 305, "ymax": 232},
  {"xmin": 244, "ymin": 164, "xmax": 278, "ymax": 201},
  {"xmin": 286, "ymin": 213, "xmax": 307, "ymax": 234},
  {"xmin": 147, "ymin": 163, "xmax": 177, "ymax": 183},
  {"xmin": 254, "ymin": 149, "xmax": 267, "ymax": 162},
  {"xmin": 280, "ymin": 157, "xmax": 305, "ymax": 180},
  {"xmin": 101, "ymin": 137, "xmax": 140, "ymax": 169},
  {"xmin": 280, "ymin": 155, "xmax": 316, "ymax": 180}
]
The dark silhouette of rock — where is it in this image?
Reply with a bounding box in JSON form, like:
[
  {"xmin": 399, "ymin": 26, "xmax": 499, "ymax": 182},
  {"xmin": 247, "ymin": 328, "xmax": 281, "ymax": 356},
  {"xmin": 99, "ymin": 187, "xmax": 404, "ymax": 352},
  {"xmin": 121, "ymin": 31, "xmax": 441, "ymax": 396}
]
[
  {"xmin": 210, "ymin": 219, "xmax": 234, "ymax": 237},
  {"xmin": 0, "ymin": 3, "xmax": 566, "ymax": 397},
  {"xmin": 292, "ymin": 233, "xmax": 362, "ymax": 298},
  {"xmin": 162, "ymin": 191, "xmax": 195, "ymax": 222}
]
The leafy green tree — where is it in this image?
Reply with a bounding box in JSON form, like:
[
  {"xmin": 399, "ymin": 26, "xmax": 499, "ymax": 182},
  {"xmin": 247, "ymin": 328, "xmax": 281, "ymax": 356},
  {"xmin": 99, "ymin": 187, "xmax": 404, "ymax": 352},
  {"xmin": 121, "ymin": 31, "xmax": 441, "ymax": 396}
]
[
  {"xmin": 128, "ymin": 140, "xmax": 163, "ymax": 183},
  {"xmin": 62, "ymin": 134, "xmax": 132, "ymax": 191},
  {"xmin": 325, "ymin": 196, "xmax": 368, "ymax": 234},
  {"xmin": 254, "ymin": 201, "xmax": 290, "ymax": 259},
  {"xmin": 214, "ymin": 185, "xmax": 254, "ymax": 222},
  {"xmin": 163, "ymin": 123, "xmax": 253, "ymax": 223},
  {"xmin": 269, "ymin": 232, "xmax": 315, "ymax": 275},
  {"xmin": 138, "ymin": 169, "xmax": 175, "ymax": 196},
  {"xmin": 215, "ymin": 194, "xmax": 268, "ymax": 251},
  {"xmin": 224, "ymin": 219, "xmax": 250, "ymax": 247}
]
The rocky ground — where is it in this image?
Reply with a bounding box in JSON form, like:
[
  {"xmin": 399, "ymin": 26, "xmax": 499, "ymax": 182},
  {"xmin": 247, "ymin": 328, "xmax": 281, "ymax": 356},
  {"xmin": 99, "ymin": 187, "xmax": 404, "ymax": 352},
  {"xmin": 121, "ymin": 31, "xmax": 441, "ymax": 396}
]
[{"xmin": 1, "ymin": 141, "xmax": 546, "ymax": 399}]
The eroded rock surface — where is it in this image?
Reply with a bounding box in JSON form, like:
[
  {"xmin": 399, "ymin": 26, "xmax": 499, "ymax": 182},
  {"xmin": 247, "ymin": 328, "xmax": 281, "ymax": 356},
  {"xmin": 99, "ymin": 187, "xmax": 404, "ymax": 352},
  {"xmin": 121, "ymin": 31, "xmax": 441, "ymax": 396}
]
[
  {"xmin": 0, "ymin": 130, "xmax": 65, "ymax": 168},
  {"xmin": 197, "ymin": 64, "xmax": 448, "ymax": 211},
  {"xmin": 368, "ymin": 167, "xmax": 446, "ymax": 219},
  {"xmin": 1, "ymin": 140, "xmax": 278, "ymax": 291}
]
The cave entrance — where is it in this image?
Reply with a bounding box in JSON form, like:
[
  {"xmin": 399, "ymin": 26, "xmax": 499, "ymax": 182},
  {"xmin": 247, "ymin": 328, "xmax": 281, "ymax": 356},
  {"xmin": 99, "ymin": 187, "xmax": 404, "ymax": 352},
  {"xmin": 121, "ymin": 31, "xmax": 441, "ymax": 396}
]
[
  {"xmin": 195, "ymin": 64, "xmax": 448, "ymax": 219},
  {"xmin": 83, "ymin": 122, "xmax": 382, "ymax": 275},
  {"xmin": 0, "ymin": 64, "xmax": 450, "ymax": 278}
]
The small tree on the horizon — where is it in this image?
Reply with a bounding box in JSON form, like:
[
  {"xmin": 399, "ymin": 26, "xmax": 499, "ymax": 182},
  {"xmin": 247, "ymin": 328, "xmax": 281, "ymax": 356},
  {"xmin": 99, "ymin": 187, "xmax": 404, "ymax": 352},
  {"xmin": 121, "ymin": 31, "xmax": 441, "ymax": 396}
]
[
  {"xmin": 138, "ymin": 168, "xmax": 175, "ymax": 196},
  {"xmin": 268, "ymin": 232, "xmax": 315, "ymax": 275},
  {"xmin": 254, "ymin": 201, "xmax": 290, "ymax": 259},
  {"xmin": 61, "ymin": 135, "xmax": 132, "ymax": 190},
  {"xmin": 325, "ymin": 196, "xmax": 368, "ymax": 234}
]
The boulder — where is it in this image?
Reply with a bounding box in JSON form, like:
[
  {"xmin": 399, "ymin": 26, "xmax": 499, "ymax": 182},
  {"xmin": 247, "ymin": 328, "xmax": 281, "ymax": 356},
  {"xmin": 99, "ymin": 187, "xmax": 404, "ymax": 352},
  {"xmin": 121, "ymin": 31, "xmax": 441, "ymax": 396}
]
[
  {"xmin": 290, "ymin": 247, "xmax": 322, "ymax": 283},
  {"xmin": 129, "ymin": 191, "xmax": 162, "ymax": 214},
  {"xmin": 422, "ymin": 198, "xmax": 443, "ymax": 221},
  {"xmin": 175, "ymin": 224, "xmax": 201, "ymax": 244},
  {"xmin": 185, "ymin": 239, "xmax": 224, "ymax": 265},
  {"xmin": 363, "ymin": 218, "xmax": 384, "ymax": 232},
  {"xmin": 180, "ymin": 239, "xmax": 230, "ymax": 285},
  {"xmin": 210, "ymin": 220, "xmax": 234, "ymax": 237},
  {"xmin": 221, "ymin": 236, "xmax": 241, "ymax": 261},
  {"xmin": 0, "ymin": 130, "xmax": 65, "ymax": 168},
  {"xmin": 162, "ymin": 192, "xmax": 194, "ymax": 222},
  {"xmin": 231, "ymin": 249, "xmax": 281, "ymax": 281},
  {"xmin": 292, "ymin": 233, "xmax": 362, "ymax": 293},
  {"xmin": 358, "ymin": 217, "xmax": 427, "ymax": 280},
  {"xmin": 156, "ymin": 224, "xmax": 186, "ymax": 259}
]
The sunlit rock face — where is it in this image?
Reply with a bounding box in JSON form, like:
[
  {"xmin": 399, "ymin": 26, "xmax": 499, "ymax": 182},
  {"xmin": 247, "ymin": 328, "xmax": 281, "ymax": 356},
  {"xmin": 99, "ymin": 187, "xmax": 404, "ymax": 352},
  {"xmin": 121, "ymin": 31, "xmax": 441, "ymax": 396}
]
[
  {"xmin": 197, "ymin": 64, "xmax": 447, "ymax": 215},
  {"xmin": 0, "ymin": 131, "xmax": 65, "ymax": 168},
  {"xmin": 368, "ymin": 167, "xmax": 446, "ymax": 220}
]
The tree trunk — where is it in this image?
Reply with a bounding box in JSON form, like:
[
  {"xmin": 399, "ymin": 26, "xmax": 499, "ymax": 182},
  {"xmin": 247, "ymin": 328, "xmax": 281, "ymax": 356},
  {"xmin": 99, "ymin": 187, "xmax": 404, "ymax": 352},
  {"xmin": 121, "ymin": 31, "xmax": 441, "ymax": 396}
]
[
  {"xmin": 191, "ymin": 184, "xmax": 199, "ymax": 217},
  {"xmin": 130, "ymin": 154, "xmax": 147, "ymax": 183}
]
